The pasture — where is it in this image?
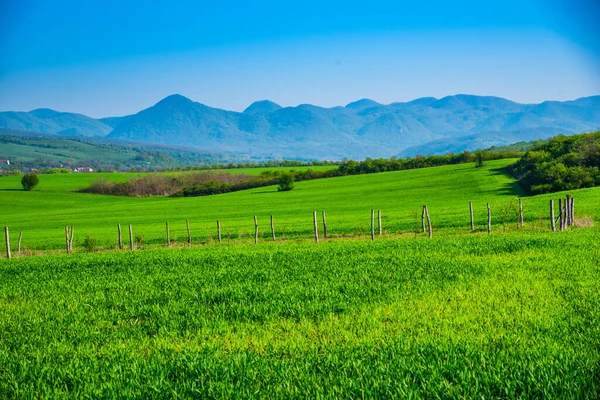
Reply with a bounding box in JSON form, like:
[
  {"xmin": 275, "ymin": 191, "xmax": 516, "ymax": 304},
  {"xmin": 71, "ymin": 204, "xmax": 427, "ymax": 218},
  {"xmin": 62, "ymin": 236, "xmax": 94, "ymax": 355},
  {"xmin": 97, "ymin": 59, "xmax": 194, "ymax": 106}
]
[
  {"xmin": 1, "ymin": 159, "xmax": 599, "ymax": 397},
  {"xmin": 2, "ymin": 159, "xmax": 598, "ymax": 253}
]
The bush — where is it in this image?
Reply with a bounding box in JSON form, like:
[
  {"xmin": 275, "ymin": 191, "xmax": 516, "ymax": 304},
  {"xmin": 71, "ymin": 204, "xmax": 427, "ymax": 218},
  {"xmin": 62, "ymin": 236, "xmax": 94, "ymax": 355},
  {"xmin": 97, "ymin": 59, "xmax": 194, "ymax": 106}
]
[
  {"xmin": 83, "ymin": 236, "xmax": 97, "ymax": 252},
  {"xmin": 21, "ymin": 173, "xmax": 39, "ymax": 191},
  {"xmin": 278, "ymin": 172, "xmax": 294, "ymax": 191},
  {"xmin": 135, "ymin": 234, "xmax": 145, "ymax": 247}
]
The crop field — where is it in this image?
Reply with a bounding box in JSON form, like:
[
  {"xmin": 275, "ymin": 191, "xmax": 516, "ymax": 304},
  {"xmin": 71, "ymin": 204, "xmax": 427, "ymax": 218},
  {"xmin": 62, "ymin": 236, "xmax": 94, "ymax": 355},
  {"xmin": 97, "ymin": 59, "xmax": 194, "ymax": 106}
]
[{"xmin": 1, "ymin": 159, "xmax": 599, "ymax": 397}]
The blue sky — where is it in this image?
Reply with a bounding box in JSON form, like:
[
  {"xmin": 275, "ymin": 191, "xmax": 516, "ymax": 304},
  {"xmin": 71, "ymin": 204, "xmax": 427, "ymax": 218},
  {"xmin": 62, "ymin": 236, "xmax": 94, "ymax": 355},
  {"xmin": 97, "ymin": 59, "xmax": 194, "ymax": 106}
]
[{"xmin": 0, "ymin": 0, "xmax": 599, "ymax": 117}]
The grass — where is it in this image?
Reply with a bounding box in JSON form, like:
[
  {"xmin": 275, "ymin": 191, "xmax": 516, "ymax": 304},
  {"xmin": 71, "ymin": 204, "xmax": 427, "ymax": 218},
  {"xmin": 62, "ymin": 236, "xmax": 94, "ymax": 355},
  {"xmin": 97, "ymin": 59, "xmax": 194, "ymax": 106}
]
[
  {"xmin": 1, "ymin": 231, "xmax": 599, "ymax": 397},
  {"xmin": 1, "ymin": 159, "xmax": 599, "ymax": 397},
  {"xmin": 1, "ymin": 159, "xmax": 598, "ymax": 252}
]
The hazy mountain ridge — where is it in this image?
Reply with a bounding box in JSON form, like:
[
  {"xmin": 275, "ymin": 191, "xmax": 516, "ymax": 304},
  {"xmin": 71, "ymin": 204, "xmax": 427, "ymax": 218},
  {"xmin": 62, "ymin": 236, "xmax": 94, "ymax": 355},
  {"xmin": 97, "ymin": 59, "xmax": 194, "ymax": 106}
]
[
  {"xmin": 0, "ymin": 109, "xmax": 113, "ymax": 137},
  {"xmin": 1, "ymin": 94, "xmax": 599, "ymax": 159}
]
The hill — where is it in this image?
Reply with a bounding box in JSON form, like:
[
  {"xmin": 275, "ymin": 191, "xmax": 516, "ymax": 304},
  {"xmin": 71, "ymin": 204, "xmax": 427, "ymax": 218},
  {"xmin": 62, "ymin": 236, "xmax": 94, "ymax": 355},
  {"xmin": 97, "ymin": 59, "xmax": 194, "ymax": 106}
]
[
  {"xmin": 2, "ymin": 94, "xmax": 600, "ymax": 160},
  {"xmin": 0, "ymin": 128, "xmax": 241, "ymax": 170},
  {"xmin": 0, "ymin": 108, "xmax": 113, "ymax": 137}
]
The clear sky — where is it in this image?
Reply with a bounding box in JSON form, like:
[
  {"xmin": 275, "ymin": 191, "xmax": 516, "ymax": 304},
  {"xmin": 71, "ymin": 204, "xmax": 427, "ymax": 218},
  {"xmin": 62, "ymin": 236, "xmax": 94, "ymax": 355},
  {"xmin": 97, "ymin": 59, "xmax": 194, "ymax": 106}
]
[{"xmin": 0, "ymin": 0, "xmax": 599, "ymax": 117}]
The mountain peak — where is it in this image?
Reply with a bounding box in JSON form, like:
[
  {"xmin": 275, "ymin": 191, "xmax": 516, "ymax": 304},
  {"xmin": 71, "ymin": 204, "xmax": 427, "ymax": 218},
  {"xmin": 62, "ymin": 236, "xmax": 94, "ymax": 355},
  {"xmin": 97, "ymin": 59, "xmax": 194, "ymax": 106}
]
[
  {"xmin": 155, "ymin": 94, "xmax": 194, "ymax": 107},
  {"xmin": 243, "ymin": 100, "xmax": 282, "ymax": 114},
  {"xmin": 345, "ymin": 98, "xmax": 382, "ymax": 110},
  {"xmin": 29, "ymin": 108, "xmax": 61, "ymax": 118}
]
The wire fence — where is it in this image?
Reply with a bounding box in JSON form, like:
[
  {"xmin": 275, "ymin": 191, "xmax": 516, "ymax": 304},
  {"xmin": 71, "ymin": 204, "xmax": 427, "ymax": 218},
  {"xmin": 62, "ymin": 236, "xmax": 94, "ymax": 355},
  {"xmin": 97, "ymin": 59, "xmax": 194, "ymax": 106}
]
[{"xmin": 2, "ymin": 194, "xmax": 581, "ymax": 259}]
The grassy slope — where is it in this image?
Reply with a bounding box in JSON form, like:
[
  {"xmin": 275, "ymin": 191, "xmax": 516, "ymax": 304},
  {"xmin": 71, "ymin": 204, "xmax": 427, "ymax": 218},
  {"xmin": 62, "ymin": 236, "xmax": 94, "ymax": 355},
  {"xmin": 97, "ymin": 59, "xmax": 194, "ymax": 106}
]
[
  {"xmin": 1, "ymin": 159, "xmax": 598, "ymax": 251},
  {"xmin": 0, "ymin": 140, "xmax": 133, "ymax": 162}
]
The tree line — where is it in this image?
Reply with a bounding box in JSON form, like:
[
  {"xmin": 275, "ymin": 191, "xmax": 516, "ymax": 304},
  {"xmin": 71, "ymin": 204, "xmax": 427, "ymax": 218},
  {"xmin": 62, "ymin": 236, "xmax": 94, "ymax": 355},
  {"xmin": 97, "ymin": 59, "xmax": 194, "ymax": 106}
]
[{"xmin": 508, "ymin": 131, "xmax": 600, "ymax": 194}]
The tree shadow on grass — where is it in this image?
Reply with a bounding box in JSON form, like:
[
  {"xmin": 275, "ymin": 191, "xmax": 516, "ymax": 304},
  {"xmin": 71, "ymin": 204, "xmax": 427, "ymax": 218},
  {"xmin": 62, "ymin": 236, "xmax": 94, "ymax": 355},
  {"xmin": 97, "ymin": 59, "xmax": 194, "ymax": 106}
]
[
  {"xmin": 489, "ymin": 167, "xmax": 527, "ymax": 197},
  {"xmin": 249, "ymin": 189, "xmax": 278, "ymax": 194}
]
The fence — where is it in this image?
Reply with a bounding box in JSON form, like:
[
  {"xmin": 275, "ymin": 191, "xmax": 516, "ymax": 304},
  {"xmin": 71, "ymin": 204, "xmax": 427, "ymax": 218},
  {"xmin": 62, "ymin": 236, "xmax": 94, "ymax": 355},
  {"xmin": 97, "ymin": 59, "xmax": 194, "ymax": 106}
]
[{"xmin": 3, "ymin": 195, "xmax": 580, "ymax": 259}]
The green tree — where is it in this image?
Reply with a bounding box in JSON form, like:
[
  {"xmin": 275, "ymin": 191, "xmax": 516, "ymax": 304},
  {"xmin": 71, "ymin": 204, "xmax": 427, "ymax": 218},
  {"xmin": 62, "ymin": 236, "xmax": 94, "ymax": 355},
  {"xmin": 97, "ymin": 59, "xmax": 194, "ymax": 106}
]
[
  {"xmin": 21, "ymin": 173, "xmax": 39, "ymax": 191},
  {"xmin": 475, "ymin": 151, "xmax": 486, "ymax": 168},
  {"xmin": 277, "ymin": 172, "xmax": 294, "ymax": 192}
]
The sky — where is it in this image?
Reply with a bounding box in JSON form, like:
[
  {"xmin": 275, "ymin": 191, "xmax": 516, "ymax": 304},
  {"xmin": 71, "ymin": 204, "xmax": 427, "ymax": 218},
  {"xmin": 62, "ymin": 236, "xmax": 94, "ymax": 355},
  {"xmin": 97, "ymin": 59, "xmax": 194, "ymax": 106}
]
[{"xmin": 0, "ymin": 0, "xmax": 599, "ymax": 117}]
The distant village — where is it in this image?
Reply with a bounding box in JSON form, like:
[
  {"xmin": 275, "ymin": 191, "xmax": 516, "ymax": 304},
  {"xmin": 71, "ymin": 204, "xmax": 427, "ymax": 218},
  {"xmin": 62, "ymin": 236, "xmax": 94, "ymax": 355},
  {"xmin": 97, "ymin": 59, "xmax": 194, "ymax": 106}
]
[{"xmin": 0, "ymin": 159, "xmax": 95, "ymax": 175}]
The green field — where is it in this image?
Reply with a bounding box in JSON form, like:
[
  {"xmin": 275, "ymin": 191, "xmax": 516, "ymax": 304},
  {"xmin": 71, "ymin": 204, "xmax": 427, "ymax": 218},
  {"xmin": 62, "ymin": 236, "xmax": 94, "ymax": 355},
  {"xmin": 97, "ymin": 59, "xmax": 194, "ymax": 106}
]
[
  {"xmin": 0, "ymin": 165, "xmax": 335, "ymax": 193},
  {"xmin": 0, "ymin": 159, "xmax": 598, "ymax": 252},
  {"xmin": 1, "ymin": 160, "xmax": 599, "ymax": 397}
]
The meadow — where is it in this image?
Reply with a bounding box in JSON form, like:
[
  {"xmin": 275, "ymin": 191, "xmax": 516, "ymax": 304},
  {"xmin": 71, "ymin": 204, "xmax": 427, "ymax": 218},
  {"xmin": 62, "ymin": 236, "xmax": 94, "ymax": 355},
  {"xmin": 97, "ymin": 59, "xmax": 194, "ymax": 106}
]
[
  {"xmin": 0, "ymin": 159, "xmax": 598, "ymax": 252},
  {"xmin": 1, "ymin": 159, "xmax": 599, "ymax": 397}
]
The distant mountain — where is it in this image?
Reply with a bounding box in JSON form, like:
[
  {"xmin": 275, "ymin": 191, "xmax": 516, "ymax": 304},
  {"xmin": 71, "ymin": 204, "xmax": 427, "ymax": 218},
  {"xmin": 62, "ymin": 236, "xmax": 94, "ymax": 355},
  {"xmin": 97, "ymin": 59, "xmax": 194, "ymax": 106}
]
[
  {"xmin": 345, "ymin": 98, "xmax": 383, "ymax": 110},
  {"xmin": 243, "ymin": 100, "xmax": 282, "ymax": 115},
  {"xmin": 397, "ymin": 127, "xmax": 565, "ymax": 157},
  {"xmin": 98, "ymin": 115, "xmax": 134, "ymax": 129},
  {"xmin": 0, "ymin": 108, "xmax": 112, "ymax": 137},
  {"xmin": 2, "ymin": 94, "xmax": 600, "ymax": 159}
]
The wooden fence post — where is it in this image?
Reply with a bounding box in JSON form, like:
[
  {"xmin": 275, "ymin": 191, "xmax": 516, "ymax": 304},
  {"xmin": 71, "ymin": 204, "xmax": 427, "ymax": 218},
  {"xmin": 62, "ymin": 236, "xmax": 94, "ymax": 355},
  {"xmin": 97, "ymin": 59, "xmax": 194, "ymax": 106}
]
[
  {"xmin": 129, "ymin": 225, "xmax": 133, "ymax": 250},
  {"xmin": 550, "ymin": 200, "xmax": 556, "ymax": 232},
  {"xmin": 571, "ymin": 198, "xmax": 575, "ymax": 225},
  {"xmin": 519, "ymin": 198, "xmax": 524, "ymax": 228},
  {"xmin": 469, "ymin": 202, "xmax": 474, "ymax": 232},
  {"xmin": 313, "ymin": 211, "xmax": 319, "ymax": 243},
  {"xmin": 270, "ymin": 215, "xmax": 275, "ymax": 241},
  {"xmin": 166, "ymin": 222, "xmax": 170, "ymax": 247},
  {"xmin": 186, "ymin": 219, "xmax": 191, "ymax": 247},
  {"xmin": 568, "ymin": 197, "xmax": 571, "ymax": 225},
  {"xmin": 487, "ymin": 203, "xmax": 491, "ymax": 235},
  {"xmin": 217, "ymin": 220, "xmax": 221, "ymax": 243},
  {"xmin": 70, "ymin": 226, "xmax": 74, "ymax": 253},
  {"xmin": 18, "ymin": 231, "xmax": 23, "ymax": 254},
  {"xmin": 425, "ymin": 206, "xmax": 432, "ymax": 238},
  {"xmin": 4, "ymin": 227, "xmax": 10, "ymax": 259},
  {"xmin": 65, "ymin": 226, "xmax": 74, "ymax": 253},
  {"xmin": 371, "ymin": 209, "xmax": 375, "ymax": 241},
  {"xmin": 559, "ymin": 199, "xmax": 564, "ymax": 231},
  {"xmin": 254, "ymin": 216, "xmax": 258, "ymax": 244},
  {"xmin": 421, "ymin": 206, "xmax": 426, "ymax": 233},
  {"xmin": 118, "ymin": 224, "xmax": 123, "ymax": 250},
  {"xmin": 378, "ymin": 210, "xmax": 382, "ymax": 235},
  {"xmin": 322, "ymin": 211, "xmax": 327, "ymax": 239}
]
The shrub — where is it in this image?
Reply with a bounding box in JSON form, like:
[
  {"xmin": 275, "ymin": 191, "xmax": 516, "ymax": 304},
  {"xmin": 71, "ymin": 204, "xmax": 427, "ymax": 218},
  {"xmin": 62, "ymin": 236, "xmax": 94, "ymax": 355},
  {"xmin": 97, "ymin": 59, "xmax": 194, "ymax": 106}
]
[
  {"xmin": 83, "ymin": 236, "xmax": 97, "ymax": 252},
  {"xmin": 135, "ymin": 234, "xmax": 145, "ymax": 247},
  {"xmin": 21, "ymin": 173, "xmax": 39, "ymax": 191},
  {"xmin": 278, "ymin": 172, "xmax": 294, "ymax": 191}
]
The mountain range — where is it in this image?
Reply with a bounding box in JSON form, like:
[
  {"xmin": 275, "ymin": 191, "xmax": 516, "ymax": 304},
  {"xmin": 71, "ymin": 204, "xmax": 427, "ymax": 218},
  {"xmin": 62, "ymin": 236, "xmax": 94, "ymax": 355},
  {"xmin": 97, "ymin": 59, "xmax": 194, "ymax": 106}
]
[{"xmin": 1, "ymin": 94, "xmax": 599, "ymax": 159}]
